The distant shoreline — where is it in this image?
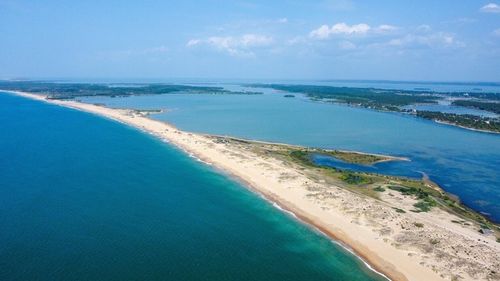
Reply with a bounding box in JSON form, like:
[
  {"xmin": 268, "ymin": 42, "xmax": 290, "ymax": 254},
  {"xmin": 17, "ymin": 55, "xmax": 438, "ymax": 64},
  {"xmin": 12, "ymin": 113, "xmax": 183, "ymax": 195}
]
[{"xmin": 433, "ymin": 119, "xmax": 500, "ymax": 135}]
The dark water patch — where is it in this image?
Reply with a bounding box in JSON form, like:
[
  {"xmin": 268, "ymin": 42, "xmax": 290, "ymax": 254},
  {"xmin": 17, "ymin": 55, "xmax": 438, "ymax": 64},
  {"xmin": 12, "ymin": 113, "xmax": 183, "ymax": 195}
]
[{"xmin": 311, "ymin": 154, "xmax": 422, "ymax": 179}]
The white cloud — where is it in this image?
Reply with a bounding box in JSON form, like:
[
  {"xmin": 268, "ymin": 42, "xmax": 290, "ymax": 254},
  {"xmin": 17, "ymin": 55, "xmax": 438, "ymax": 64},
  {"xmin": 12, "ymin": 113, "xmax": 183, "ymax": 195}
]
[
  {"xmin": 310, "ymin": 25, "xmax": 331, "ymax": 39},
  {"xmin": 239, "ymin": 34, "xmax": 274, "ymax": 47},
  {"xmin": 386, "ymin": 32, "xmax": 463, "ymax": 48},
  {"xmin": 310, "ymin": 23, "xmax": 370, "ymax": 39},
  {"xmin": 186, "ymin": 39, "xmax": 201, "ymax": 47},
  {"xmin": 277, "ymin": 18, "xmax": 288, "ymax": 23},
  {"xmin": 480, "ymin": 3, "xmax": 500, "ymax": 13},
  {"xmin": 309, "ymin": 23, "xmax": 397, "ymax": 39},
  {"xmin": 494, "ymin": 28, "xmax": 500, "ymax": 36},
  {"xmin": 374, "ymin": 24, "xmax": 398, "ymax": 33},
  {"xmin": 186, "ymin": 34, "xmax": 273, "ymax": 57}
]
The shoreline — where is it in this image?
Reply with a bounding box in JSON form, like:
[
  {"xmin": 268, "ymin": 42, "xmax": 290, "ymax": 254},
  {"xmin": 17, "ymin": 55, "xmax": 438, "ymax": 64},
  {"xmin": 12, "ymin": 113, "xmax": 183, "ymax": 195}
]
[
  {"xmin": 204, "ymin": 134, "xmax": 410, "ymax": 163},
  {"xmin": 220, "ymin": 168, "xmax": 393, "ymax": 281},
  {"xmin": 320, "ymin": 98, "xmax": 500, "ymax": 135},
  {"xmin": 2, "ymin": 90, "xmax": 499, "ymax": 281},
  {"xmin": 433, "ymin": 119, "xmax": 500, "ymax": 135},
  {"xmin": 211, "ymin": 159, "xmax": 396, "ymax": 281},
  {"xmin": 0, "ymin": 90, "xmax": 406, "ymax": 280}
]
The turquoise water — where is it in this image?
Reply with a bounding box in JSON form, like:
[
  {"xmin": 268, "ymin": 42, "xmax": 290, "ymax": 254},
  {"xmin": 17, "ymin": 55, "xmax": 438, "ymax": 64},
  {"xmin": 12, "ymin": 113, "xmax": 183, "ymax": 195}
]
[
  {"xmin": 0, "ymin": 93, "xmax": 386, "ymax": 281},
  {"xmin": 81, "ymin": 90, "xmax": 500, "ymax": 222}
]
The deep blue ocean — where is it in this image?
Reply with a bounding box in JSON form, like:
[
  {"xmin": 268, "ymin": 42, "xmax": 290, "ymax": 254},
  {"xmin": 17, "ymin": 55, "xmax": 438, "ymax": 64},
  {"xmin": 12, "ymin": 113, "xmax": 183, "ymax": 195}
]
[{"xmin": 0, "ymin": 93, "xmax": 386, "ymax": 280}]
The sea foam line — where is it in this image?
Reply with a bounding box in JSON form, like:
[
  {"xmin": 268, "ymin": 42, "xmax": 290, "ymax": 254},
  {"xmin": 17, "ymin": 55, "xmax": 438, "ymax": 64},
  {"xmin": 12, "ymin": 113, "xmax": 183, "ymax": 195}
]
[{"xmin": 267, "ymin": 196, "xmax": 391, "ymax": 281}]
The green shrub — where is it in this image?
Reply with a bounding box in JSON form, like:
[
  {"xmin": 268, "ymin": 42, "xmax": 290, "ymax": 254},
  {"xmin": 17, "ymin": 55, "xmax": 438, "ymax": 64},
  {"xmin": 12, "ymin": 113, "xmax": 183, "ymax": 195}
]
[
  {"xmin": 340, "ymin": 172, "xmax": 370, "ymax": 185},
  {"xmin": 393, "ymin": 208, "xmax": 406, "ymax": 213},
  {"xmin": 413, "ymin": 198, "xmax": 437, "ymax": 212}
]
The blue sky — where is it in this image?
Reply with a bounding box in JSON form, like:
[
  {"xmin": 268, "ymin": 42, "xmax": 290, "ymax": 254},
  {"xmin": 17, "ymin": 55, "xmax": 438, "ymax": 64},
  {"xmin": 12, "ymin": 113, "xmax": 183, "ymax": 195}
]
[{"xmin": 1, "ymin": 0, "xmax": 499, "ymax": 81}]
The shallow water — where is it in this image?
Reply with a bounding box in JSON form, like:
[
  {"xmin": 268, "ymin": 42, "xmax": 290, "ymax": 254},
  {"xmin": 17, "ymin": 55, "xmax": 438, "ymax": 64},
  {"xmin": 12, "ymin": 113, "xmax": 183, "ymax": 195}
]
[
  {"xmin": 81, "ymin": 89, "xmax": 500, "ymax": 222},
  {"xmin": 0, "ymin": 93, "xmax": 386, "ymax": 281}
]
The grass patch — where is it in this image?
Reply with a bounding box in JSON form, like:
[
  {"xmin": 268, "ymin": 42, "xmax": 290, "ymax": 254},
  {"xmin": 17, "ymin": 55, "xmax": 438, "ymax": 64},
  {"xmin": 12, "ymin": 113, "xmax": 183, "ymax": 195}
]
[
  {"xmin": 388, "ymin": 185, "xmax": 431, "ymax": 199},
  {"xmin": 340, "ymin": 172, "xmax": 371, "ymax": 185},
  {"xmin": 283, "ymin": 148, "xmax": 497, "ymax": 229},
  {"xmin": 413, "ymin": 197, "xmax": 437, "ymax": 212},
  {"xmin": 413, "ymin": 222, "xmax": 424, "ymax": 228},
  {"xmin": 393, "ymin": 207, "xmax": 406, "ymax": 213},
  {"xmin": 322, "ymin": 150, "xmax": 387, "ymax": 165},
  {"xmin": 289, "ymin": 150, "xmax": 314, "ymax": 166}
]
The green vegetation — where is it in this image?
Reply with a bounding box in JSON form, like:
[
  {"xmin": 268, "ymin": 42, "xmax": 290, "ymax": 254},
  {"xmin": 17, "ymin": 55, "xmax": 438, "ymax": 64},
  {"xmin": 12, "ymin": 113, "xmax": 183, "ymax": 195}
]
[
  {"xmin": 211, "ymin": 136, "xmax": 498, "ymax": 231},
  {"xmin": 321, "ymin": 150, "xmax": 389, "ymax": 165},
  {"xmin": 340, "ymin": 172, "xmax": 372, "ymax": 185},
  {"xmin": 387, "ymin": 185, "xmax": 432, "ymax": 199},
  {"xmin": 373, "ymin": 186, "xmax": 386, "ymax": 192},
  {"xmin": 393, "ymin": 208, "xmax": 406, "ymax": 213},
  {"xmin": 289, "ymin": 149, "xmax": 391, "ymax": 166},
  {"xmin": 416, "ymin": 111, "xmax": 500, "ymax": 133},
  {"xmin": 452, "ymin": 100, "xmax": 500, "ymax": 114},
  {"xmin": 290, "ymin": 148, "xmax": 392, "ymax": 166},
  {"xmin": 247, "ymin": 84, "xmax": 440, "ymax": 111},
  {"xmin": 0, "ymin": 81, "xmax": 262, "ymax": 99},
  {"xmin": 387, "ymin": 185, "xmax": 438, "ymax": 212},
  {"xmin": 289, "ymin": 150, "xmax": 314, "ymax": 165},
  {"xmin": 444, "ymin": 91, "xmax": 500, "ymax": 101},
  {"xmin": 134, "ymin": 109, "xmax": 162, "ymax": 114},
  {"xmin": 413, "ymin": 198, "xmax": 437, "ymax": 212},
  {"xmin": 413, "ymin": 222, "xmax": 424, "ymax": 228}
]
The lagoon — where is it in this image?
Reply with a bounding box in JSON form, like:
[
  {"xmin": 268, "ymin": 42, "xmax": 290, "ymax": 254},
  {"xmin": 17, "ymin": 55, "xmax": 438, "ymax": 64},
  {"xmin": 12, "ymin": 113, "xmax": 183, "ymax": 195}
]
[{"xmin": 82, "ymin": 86, "xmax": 500, "ymax": 222}]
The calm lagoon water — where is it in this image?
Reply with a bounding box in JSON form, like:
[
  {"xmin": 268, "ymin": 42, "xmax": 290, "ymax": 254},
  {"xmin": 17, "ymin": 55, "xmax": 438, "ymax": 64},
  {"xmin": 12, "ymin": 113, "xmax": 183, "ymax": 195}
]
[
  {"xmin": 81, "ymin": 88, "xmax": 500, "ymax": 222},
  {"xmin": 0, "ymin": 93, "xmax": 386, "ymax": 281}
]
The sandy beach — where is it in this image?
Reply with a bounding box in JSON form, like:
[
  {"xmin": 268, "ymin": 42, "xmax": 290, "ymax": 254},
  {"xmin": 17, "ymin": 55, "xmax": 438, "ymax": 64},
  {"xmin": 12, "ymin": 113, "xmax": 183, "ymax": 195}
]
[{"xmin": 4, "ymin": 90, "xmax": 500, "ymax": 281}]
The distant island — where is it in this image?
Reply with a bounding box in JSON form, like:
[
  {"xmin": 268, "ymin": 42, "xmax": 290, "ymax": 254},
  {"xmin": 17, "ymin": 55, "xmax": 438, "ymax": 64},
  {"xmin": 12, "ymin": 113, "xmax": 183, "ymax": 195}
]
[
  {"xmin": 417, "ymin": 111, "xmax": 500, "ymax": 133},
  {"xmin": 0, "ymin": 81, "xmax": 262, "ymax": 99}
]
